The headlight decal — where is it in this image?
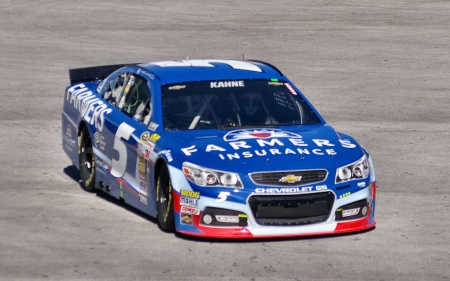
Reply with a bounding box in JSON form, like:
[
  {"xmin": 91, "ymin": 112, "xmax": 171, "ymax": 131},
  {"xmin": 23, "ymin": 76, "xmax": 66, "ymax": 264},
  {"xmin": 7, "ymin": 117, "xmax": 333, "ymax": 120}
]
[
  {"xmin": 182, "ymin": 162, "xmax": 243, "ymax": 188},
  {"xmin": 335, "ymin": 155, "xmax": 370, "ymax": 184}
]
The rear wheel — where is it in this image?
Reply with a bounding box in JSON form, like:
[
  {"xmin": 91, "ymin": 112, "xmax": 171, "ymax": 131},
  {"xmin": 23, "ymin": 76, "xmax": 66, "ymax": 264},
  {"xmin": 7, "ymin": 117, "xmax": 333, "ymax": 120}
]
[
  {"xmin": 156, "ymin": 165, "xmax": 175, "ymax": 231},
  {"xmin": 78, "ymin": 126, "xmax": 96, "ymax": 192}
]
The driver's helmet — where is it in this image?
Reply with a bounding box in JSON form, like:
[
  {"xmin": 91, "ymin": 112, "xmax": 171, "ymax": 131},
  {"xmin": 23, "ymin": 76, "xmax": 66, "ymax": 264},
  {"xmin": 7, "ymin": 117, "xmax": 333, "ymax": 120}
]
[{"xmin": 241, "ymin": 92, "xmax": 262, "ymax": 115}]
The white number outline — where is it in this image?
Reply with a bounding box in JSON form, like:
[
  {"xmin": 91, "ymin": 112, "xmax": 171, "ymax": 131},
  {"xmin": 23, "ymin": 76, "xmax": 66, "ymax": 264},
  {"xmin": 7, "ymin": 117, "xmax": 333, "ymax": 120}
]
[{"xmin": 110, "ymin": 122, "xmax": 135, "ymax": 178}]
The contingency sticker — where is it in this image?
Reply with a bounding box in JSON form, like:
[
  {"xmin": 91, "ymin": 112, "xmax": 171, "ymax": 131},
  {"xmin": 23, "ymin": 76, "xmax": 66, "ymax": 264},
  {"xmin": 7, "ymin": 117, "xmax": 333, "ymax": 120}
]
[{"xmin": 284, "ymin": 83, "xmax": 297, "ymax": 95}]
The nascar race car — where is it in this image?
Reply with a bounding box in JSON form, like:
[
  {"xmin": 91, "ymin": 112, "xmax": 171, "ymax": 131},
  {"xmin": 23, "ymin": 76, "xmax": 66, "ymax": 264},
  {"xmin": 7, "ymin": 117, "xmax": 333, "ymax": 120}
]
[{"xmin": 62, "ymin": 59, "xmax": 376, "ymax": 238}]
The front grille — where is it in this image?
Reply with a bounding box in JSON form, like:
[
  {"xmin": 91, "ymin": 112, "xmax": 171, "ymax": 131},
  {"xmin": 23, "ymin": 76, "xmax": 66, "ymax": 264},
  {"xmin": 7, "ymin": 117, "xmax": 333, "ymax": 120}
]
[
  {"xmin": 250, "ymin": 170, "xmax": 327, "ymax": 186},
  {"xmin": 248, "ymin": 192, "xmax": 335, "ymax": 226}
]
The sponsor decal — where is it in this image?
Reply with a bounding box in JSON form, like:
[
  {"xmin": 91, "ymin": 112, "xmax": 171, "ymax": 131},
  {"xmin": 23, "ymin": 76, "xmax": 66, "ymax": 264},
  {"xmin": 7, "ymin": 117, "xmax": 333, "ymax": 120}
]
[
  {"xmin": 66, "ymin": 84, "xmax": 112, "ymax": 132},
  {"xmin": 139, "ymin": 194, "xmax": 148, "ymax": 205},
  {"xmin": 149, "ymin": 133, "xmax": 161, "ymax": 143},
  {"xmin": 181, "ymin": 206, "xmax": 200, "ymax": 215},
  {"xmin": 95, "ymin": 156, "xmax": 110, "ymax": 171},
  {"xmin": 148, "ymin": 122, "xmax": 159, "ymax": 131},
  {"xmin": 139, "ymin": 180, "xmax": 148, "ymax": 195},
  {"xmin": 180, "ymin": 197, "xmax": 199, "ymax": 207},
  {"xmin": 93, "ymin": 132, "xmax": 106, "ymax": 151},
  {"xmin": 63, "ymin": 124, "xmax": 76, "ymax": 152},
  {"xmin": 342, "ymin": 208, "xmax": 360, "ymax": 218},
  {"xmin": 182, "ymin": 144, "xmax": 337, "ymax": 160},
  {"xmin": 180, "ymin": 190, "xmax": 200, "ymax": 199},
  {"xmin": 146, "ymin": 141, "xmax": 156, "ymax": 151},
  {"xmin": 181, "ymin": 145, "xmax": 198, "ymax": 156},
  {"xmin": 285, "ymin": 83, "xmax": 297, "ymax": 95},
  {"xmin": 279, "ymin": 175, "xmax": 302, "ymax": 184},
  {"xmin": 138, "ymin": 141, "xmax": 155, "ymax": 161},
  {"xmin": 181, "ymin": 213, "xmax": 193, "ymax": 225},
  {"xmin": 96, "ymin": 80, "xmax": 105, "ymax": 93},
  {"xmin": 357, "ymin": 182, "xmax": 366, "ymax": 188},
  {"xmin": 339, "ymin": 139, "xmax": 357, "ymax": 148},
  {"xmin": 136, "ymin": 68, "xmax": 154, "ymax": 80},
  {"xmin": 137, "ymin": 155, "xmax": 148, "ymax": 195},
  {"xmin": 181, "ymin": 129, "xmax": 354, "ymax": 160},
  {"xmin": 160, "ymin": 150, "xmax": 173, "ymax": 162},
  {"xmin": 210, "ymin": 81, "xmax": 244, "ymax": 88},
  {"xmin": 168, "ymin": 85, "xmax": 186, "ymax": 90},
  {"xmin": 223, "ymin": 129, "xmax": 301, "ymax": 141},
  {"xmin": 254, "ymin": 185, "xmax": 328, "ymax": 194},
  {"xmin": 138, "ymin": 156, "xmax": 146, "ymax": 182},
  {"xmin": 66, "ymin": 124, "xmax": 72, "ymax": 138},
  {"xmin": 268, "ymin": 81, "xmax": 284, "ymax": 86},
  {"xmin": 315, "ymin": 185, "xmax": 328, "ymax": 191},
  {"xmin": 339, "ymin": 192, "xmax": 351, "ymax": 199},
  {"xmin": 140, "ymin": 131, "xmax": 151, "ymax": 143}
]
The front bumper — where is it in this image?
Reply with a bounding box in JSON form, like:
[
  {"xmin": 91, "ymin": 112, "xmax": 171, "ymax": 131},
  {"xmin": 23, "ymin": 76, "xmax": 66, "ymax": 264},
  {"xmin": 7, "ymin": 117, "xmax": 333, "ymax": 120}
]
[{"xmin": 171, "ymin": 183, "xmax": 376, "ymax": 239}]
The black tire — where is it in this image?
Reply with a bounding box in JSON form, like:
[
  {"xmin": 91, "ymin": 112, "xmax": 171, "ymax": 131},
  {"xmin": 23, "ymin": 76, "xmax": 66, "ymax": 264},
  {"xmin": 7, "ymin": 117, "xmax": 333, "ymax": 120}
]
[
  {"xmin": 78, "ymin": 126, "xmax": 96, "ymax": 192},
  {"xmin": 156, "ymin": 165, "xmax": 175, "ymax": 231}
]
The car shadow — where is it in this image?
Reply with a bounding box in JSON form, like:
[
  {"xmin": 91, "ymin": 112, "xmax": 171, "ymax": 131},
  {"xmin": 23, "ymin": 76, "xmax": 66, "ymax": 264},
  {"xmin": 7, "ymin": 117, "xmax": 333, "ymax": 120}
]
[
  {"xmin": 63, "ymin": 165, "xmax": 158, "ymax": 225},
  {"xmin": 95, "ymin": 191, "xmax": 159, "ymax": 225},
  {"xmin": 63, "ymin": 165, "xmax": 80, "ymax": 183}
]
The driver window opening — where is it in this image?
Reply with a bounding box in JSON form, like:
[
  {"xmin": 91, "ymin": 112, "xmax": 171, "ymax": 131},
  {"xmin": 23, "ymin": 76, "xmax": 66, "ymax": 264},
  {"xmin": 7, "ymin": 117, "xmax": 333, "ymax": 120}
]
[
  {"xmin": 120, "ymin": 74, "xmax": 152, "ymax": 124},
  {"xmin": 104, "ymin": 72, "xmax": 129, "ymax": 107}
]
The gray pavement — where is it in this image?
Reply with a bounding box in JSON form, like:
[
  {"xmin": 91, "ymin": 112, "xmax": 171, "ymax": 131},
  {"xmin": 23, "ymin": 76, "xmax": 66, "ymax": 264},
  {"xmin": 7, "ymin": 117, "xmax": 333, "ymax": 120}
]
[{"xmin": 0, "ymin": 1, "xmax": 449, "ymax": 280}]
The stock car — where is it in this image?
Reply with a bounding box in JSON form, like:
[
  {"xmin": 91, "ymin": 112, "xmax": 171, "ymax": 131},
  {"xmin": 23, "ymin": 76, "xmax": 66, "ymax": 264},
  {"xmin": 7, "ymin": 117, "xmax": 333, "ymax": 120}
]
[{"xmin": 62, "ymin": 59, "xmax": 376, "ymax": 238}]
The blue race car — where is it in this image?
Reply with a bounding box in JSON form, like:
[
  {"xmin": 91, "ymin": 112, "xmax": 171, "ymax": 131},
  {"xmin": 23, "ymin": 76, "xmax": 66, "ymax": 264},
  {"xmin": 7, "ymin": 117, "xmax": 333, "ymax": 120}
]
[{"xmin": 62, "ymin": 59, "xmax": 376, "ymax": 238}]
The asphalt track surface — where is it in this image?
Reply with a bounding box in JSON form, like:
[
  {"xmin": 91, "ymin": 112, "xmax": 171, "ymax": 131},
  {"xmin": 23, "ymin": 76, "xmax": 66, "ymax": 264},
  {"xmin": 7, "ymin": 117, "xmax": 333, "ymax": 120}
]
[{"xmin": 1, "ymin": 1, "xmax": 449, "ymax": 280}]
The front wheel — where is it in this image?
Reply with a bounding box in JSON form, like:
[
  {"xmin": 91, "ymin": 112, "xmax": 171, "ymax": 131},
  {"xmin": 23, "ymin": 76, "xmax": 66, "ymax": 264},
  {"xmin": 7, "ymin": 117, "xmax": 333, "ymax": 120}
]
[
  {"xmin": 78, "ymin": 126, "xmax": 96, "ymax": 192},
  {"xmin": 156, "ymin": 165, "xmax": 175, "ymax": 231}
]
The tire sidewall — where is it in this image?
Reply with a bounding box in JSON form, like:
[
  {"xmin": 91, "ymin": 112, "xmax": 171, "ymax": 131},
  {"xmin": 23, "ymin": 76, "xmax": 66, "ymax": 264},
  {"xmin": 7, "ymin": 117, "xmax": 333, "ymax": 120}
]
[
  {"xmin": 156, "ymin": 165, "xmax": 175, "ymax": 231},
  {"xmin": 78, "ymin": 126, "xmax": 96, "ymax": 192}
]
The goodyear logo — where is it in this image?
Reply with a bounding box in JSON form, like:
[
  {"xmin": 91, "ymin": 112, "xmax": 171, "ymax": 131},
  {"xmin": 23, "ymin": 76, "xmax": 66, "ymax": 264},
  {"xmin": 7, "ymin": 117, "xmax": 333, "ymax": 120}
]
[{"xmin": 180, "ymin": 190, "xmax": 200, "ymax": 199}]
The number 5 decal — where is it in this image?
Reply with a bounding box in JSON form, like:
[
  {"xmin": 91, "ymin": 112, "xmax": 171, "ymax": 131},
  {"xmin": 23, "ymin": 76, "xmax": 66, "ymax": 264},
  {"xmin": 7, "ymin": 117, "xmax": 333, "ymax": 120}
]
[
  {"xmin": 215, "ymin": 191, "xmax": 230, "ymax": 203},
  {"xmin": 110, "ymin": 122, "xmax": 135, "ymax": 178}
]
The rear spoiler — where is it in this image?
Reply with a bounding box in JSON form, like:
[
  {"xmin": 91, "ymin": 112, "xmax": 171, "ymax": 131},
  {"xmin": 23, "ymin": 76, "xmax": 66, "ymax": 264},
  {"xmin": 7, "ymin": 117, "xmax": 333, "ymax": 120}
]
[
  {"xmin": 68, "ymin": 63, "xmax": 141, "ymax": 84},
  {"xmin": 67, "ymin": 58, "xmax": 272, "ymax": 84}
]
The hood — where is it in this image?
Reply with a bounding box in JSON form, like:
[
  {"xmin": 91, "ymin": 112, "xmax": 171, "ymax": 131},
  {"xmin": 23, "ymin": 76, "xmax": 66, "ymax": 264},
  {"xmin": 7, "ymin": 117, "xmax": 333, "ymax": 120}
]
[{"xmin": 164, "ymin": 125, "xmax": 365, "ymax": 173}]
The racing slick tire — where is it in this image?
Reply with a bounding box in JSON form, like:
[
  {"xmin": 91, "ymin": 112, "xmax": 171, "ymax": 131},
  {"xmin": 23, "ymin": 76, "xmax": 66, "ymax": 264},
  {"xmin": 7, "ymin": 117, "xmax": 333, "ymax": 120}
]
[
  {"xmin": 156, "ymin": 165, "xmax": 175, "ymax": 232},
  {"xmin": 78, "ymin": 126, "xmax": 96, "ymax": 192}
]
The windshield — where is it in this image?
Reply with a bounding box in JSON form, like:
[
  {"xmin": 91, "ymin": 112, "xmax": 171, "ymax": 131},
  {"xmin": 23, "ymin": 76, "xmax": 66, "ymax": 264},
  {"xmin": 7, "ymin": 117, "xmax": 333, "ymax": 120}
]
[{"xmin": 162, "ymin": 79, "xmax": 321, "ymax": 130}]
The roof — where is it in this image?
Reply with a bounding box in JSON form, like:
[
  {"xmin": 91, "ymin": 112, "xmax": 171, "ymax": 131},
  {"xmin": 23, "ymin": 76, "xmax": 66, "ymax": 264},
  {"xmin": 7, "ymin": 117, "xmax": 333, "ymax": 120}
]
[
  {"xmin": 68, "ymin": 59, "xmax": 285, "ymax": 85},
  {"xmin": 139, "ymin": 59, "xmax": 285, "ymax": 83}
]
